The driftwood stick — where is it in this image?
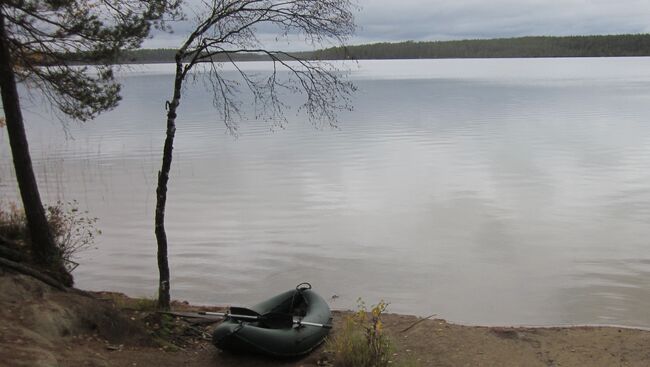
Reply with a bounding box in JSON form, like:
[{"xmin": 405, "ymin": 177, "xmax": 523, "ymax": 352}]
[
  {"xmin": 400, "ymin": 313, "xmax": 437, "ymax": 333},
  {"xmin": 0, "ymin": 256, "xmax": 68, "ymax": 291},
  {"xmin": 157, "ymin": 310, "xmax": 223, "ymax": 322}
]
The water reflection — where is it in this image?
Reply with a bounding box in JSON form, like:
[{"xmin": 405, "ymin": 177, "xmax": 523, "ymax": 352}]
[
  {"xmin": 561, "ymin": 259, "xmax": 650, "ymax": 327},
  {"xmin": 1, "ymin": 58, "xmax": 650, "ymax": 326}
]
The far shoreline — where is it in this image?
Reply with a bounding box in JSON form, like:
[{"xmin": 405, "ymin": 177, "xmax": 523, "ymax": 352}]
[
  {"xmin": 110, "ymin": 34, "xmax": 650, "ymax": 64},
  {"xmin": 111, "ymin": 54, "xmax": 650, "ymax": 66}
]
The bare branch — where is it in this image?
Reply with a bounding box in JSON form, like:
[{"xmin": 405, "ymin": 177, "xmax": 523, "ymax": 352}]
[{"xmin": 176, "ymin": 0, "xmax": 356, "ymax": 130}]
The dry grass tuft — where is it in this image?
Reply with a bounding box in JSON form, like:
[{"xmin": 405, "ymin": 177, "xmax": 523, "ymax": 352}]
[{"xmin": 0, "ymin": 200, "xmax": 100, "ymax": 272}]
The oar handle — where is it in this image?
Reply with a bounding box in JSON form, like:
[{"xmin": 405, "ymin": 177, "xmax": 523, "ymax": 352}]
[{"xmin": 296, "ymin": 320, "xmax": 333, "ymax": 329}]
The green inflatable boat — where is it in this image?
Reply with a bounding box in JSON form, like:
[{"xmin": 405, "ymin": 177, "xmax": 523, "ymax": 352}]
[{"xmin": 211, "ymin": 283, "xmax": 332, "ymax": 357}]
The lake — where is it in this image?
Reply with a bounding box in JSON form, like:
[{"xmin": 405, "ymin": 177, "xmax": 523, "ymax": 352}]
[{"xmin": 2, "ymin": 58, "xmax": 650, "ymax": 327}]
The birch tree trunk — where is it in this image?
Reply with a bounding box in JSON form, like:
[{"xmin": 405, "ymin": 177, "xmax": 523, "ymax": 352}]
[
  {"xmin": 154, "ymin": 59, "xmax": 183, "ymax": 310},
  {"xmin": 151, "ymin": 0, "xmax": 355, "ymax": 310}
]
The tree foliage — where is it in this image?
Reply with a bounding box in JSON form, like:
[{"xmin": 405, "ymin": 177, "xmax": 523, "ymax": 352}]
[{"xmin": 2, "ymin": 0, "xmax": 181, "ymax": 121}]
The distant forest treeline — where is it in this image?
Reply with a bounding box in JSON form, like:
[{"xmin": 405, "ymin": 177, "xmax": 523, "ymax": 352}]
[
  {"xmin": 119, "ymin": 34, "xmax": 650, "ymax": 63},
  {"xmin": 313, "ymin": 34, "xmax": 650, "ymax": 59},
  {"xmin": 116, "ymin": 49, "xmax": 274, "ymax": 63}
]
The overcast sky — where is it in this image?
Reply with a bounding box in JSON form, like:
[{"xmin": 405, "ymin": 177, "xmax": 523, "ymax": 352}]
[{"xmin": 143, "ymin": 0, "xmax": 650, "ymax": 49}]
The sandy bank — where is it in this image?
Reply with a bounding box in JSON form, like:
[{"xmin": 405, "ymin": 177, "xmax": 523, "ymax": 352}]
[{"xmin": 1, "ymin": 272, "xmax": 649, "ymax": 366}]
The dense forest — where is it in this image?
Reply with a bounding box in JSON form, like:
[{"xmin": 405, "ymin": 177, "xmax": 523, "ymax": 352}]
[
  {"xmin": 312, "ymin": 34, "xmax": 650, "ymax": 60},
  {"xmin": 116, "ymin": 49, "xmax": 274, "ymax": 63},
  {"xmin": 118, "ymin": 34, "xmax": 650, "ymax": 63}
]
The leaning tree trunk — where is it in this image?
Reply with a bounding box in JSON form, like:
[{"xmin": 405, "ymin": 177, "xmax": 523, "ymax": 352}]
[
  {"xmin": 155, "ymin": 58, "xmax": 184, "ymax": 310},
  {"xmin": 0, "ymin": 13, "xmax": 62, "ymax": 273}
]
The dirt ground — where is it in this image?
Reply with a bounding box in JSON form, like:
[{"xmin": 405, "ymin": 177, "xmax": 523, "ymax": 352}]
[{"xmin": 2, "ymin": 272, "xmax": 650, "ymax": 367}]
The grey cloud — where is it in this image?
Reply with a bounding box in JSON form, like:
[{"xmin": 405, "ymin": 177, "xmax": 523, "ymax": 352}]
[
  {"xmin": 143, "ymin": 0, "xmax": 650, "ymax": 49},
  {"xmin": 354, "ymin": 0, "xmax": 650, "ymax": 43}
]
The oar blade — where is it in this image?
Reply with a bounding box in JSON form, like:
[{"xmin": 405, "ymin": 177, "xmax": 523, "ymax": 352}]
[{"xmin": 229, "ymin": 306, "xmax": 261, "ymax": 317}]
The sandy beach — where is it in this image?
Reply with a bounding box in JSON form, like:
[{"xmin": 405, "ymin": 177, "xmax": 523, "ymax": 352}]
[{"xmin": 2, "ymin": 272, "xmax": 650, "ymax": 367}]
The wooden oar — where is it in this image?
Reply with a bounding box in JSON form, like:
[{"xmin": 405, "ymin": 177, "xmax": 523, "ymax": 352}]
[
  {"xmin": 195, "ymin": 306, "xmax": 261, "ymax": 320},
  {"xmin": 199, "ymin": 311, "xmax": 332, "ymax": 329},
  {"xmin": 263, "ymin": 312, "xmax": 333, "ymax": 329},
  {"xmin": 199, "ymin": 311, "xmax": 260, "ymax": 320},
  {"xmin": 157, "ymin": 307, "xmax": 260, "ymax": 321}
]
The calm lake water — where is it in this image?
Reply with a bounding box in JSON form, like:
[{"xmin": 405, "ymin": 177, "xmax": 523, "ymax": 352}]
[{"xmin": 2, "ymin": 58, "xmax": 650, "ymax": 327}]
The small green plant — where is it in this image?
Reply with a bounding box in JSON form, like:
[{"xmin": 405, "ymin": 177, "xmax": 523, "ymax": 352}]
[
  {"xmin": 328, "ymin": 299, "xmax": 393, "ymax": 367},
  {"xmin": 109, "ymin": 293, "xmax": 158, "ymax": 313},
  {"xmin": 133, "ymin": 297, "xmax": 158, "ymax": 312}
]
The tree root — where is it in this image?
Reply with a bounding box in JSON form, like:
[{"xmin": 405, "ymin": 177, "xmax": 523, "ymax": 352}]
[
  {"xmin": 0, "ymin": 256, "xmax": 68, "ymax": 291},
  {"xmin": 0, "ymin": 236, "xmax": 28, "ymax": 262}
]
